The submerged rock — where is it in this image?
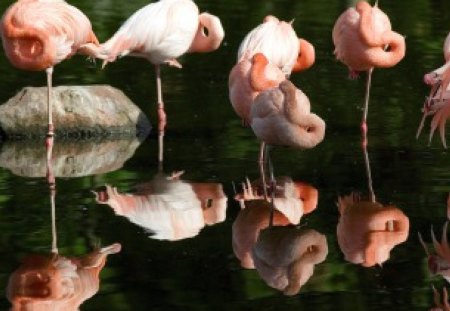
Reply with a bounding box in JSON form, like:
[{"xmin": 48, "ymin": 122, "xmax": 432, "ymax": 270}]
[
  {"xmin": 0, "ymin": 85, "xmax": 151, "ymax": 139},
  {"xmin": 0, "ymin": 138, "xmax": 143, "ymax": 177}
]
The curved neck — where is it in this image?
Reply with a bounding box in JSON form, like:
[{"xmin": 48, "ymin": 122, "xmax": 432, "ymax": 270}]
[
  {"xmin": 1, "ymin": 3, "xmax": 54, "ymax": 70},
  {"xmin": 250, "ymin": 54, "xmax": 283, "ymax": 91},
  {"xmin": 188, "ymin": 13, "xmax": 224, "ymax": 53},
  {"xmin": 356, "ymin": 1, "xmax": 406, "ymax": 67},
  {"xmin": 292, "ymin": 38, "xmax": 315, "ymax": 72},
  {"xmin": 279, "ymin": 80, "xmax": 326, "ymax": 148}
]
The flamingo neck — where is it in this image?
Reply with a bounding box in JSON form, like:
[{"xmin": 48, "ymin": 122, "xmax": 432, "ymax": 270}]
[{"xmin": 188, "ymin": 13, "xmax": 224, "ymax": 53}]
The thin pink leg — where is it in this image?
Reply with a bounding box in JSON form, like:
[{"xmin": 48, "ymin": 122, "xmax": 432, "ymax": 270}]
[
  {"xmin": 46, "ymin": 67, "xmax": 54, "ymax": 137},
  {"xmin": 258, "ymin": 142, "xmax": 269, "ymax": 201},
  {"xmin": 45, "ymin": 135, "xmax": 57, "ymax": 253},
  {"xmin": 155, "ymin": 65, "xmax": 167, "ymax": 132},
  {"xmin": 361, "ymin": 68, "xmax": 373, "ymax": 142}
]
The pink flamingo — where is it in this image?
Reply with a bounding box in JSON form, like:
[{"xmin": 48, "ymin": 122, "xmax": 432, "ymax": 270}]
[
  {"xmin": 417, "ymin": 33, "xmax": 450, "ymax": 148},
  {"xmin": 229, "ymin": 16, "xmax": 315, "ymax": 125},
  {"xmin": 229, "ymin": 53, "xmax": 285, "ymax": 125},
  {"xmin": 0, "ymin": 0, "xmax": 101, "ymax": 138},
  {"xmin": 332, "ymin": 1, "xmax": 405, "ymax": 136},
  {"xmin": 83, "ymin": 0, "xmax": 225, "ymax": 131},
  {"xmin": 237, "ymin": 15, "xmax": 315, "ymax": 76},
  {"xmin": 249, "ymin": 79, "xmax": 326, "ymax": 161}
]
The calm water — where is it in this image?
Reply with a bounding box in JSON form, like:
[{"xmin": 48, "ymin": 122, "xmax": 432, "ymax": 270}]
[{"xmin": 1, "ymin": 0, "xmax": 450, "ymax": 310}]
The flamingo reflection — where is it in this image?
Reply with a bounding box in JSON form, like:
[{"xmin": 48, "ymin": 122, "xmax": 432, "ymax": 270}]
[
  {"xmin": 419, "ymin": 222, "xmax": 450, "ymax": 283},
  {"xmin": 430, "ymin": 286, "xmax": 450, "ymax": 311},
  {"xmin": 94, "ymin": 171, "xmax": 227, "ymax": 241},
  {"xmin": 337, "ymin": 192, "xmax": 409, "ymax": 267},
  {"xmin": 417, "ymin": 32, "xmax": 450, "ymax": 148},
  {"xmin": 232, "ymin": 175, "xmax": 327, "ymax": 295},
  {"xmin": 232, "ymin": 177, "xmax": 318, "ymax": 268},
  {"xmin": 7, "ymin": 138, "xmax": 121, "ymax": 311},
  {"xmin": 336, "ymin": 142, "xmax": 409, "ymax": 267},
  {"xmin": 252, "ymin": 226, "xmax": 328, "ymax": 296}
]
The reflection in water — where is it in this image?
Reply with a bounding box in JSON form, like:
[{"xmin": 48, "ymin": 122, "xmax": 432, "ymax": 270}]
[
  {"xmin": 336, "ymin": 192, "xmax": 409, "ymax": 267},
  {"xmin": 94, "ymin": 171, "xmax": 227, "ymax": 241},
  {"xmin": 6, "ymin": 137, "xmax": 122, "ymax": 311},
  {"xmin": 418, "ymin": 32, "xmax": 450, "ymax": 148},
  {"xmin": 419, "ymin": 222, "xmax": 450, "ymax": 283},
  {"xmin": 430, "ymin": 286, "xmax": 450, "ymax": 311},
  {"xmin": 6, "ymin": 244, "xmax": 121, "ymax": 311},
  {"xmin": 336, "ymin": 143, "xmax": 409, "ymax": 267},
  {"xmin": 232, "ymin": 177, "xmax": 318, "ymax": 269},
  {"xmin": 252, "ymin": 226, "xmax": 328, "ymax": 296},
  {"xmin": 0, "ymin": 138, "xmax": 143, "ymax": 177}
]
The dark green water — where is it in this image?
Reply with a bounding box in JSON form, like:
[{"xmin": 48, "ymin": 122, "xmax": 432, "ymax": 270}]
[{"xmin": 1, "ymin": 0, "xmax": 450, "ymax": 310}]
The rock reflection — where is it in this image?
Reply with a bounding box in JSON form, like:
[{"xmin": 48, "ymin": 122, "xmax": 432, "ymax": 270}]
[
  {"xmin": 6, "ymin": 137, "xmax": 122, "ymax": 311},
  {"xmin": 252, "ymin": 226, "xmax": 328, "ymax": 296},
  {"xmin": 94, "ymin": 171, "xmax": 227, "ymax": 241},
  {"xmin": 232, "ymin": 177, "xmax": 318, "ymax": 268},
  {"xmin": 6, "ymin": 243, "xmax": 121, "ymax": 311},
  {"xmin": 336, "ymin": 192, "xmax": 409, "ymax": 267},
  {"xmin": 0, "ymin": 138, "xmax": 143, "ymax": 177}
]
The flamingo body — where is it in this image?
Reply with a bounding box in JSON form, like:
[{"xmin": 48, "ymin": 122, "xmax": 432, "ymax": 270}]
[
  {"xmin": 237, "ymin": 16, "xmax": 300, "ymax": 75},
  {"xmin": 100, "ymin": 0, "xmax": 198, "ymax": 64},
  {"xmin": 94, "ymin": 0, "xmax": 224, "ymax": 65},
  {"xmin": 1, "ymin": 0, "xmax": 99, "ymax": 71},
  {"xmin": 332, "ymin": 1, "xmax": 405, "ymax": 72},
  {"xmin": 228, "ymin": 53, "xmax": 285, "ymax": 123},
  {"xmin": 250, "ymin": 80, "xmax": 325, "ymax": 149}
]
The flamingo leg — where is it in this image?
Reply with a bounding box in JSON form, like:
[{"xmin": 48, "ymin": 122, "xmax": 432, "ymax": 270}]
[
  {"xmin": 46, "ymin": 67, "xmax": 54, "ymax": 137},
  {"xmin": 258, "ymin": 141, "xmax": 269, "ymax": 201},
  {"xmin": 155, "ymin": 65, "xmax": 167, "ymax": 132},
  {"xmin": 361, "ymin": 68, "xmax": 374, "ymax": 139},
  {"xmin": 267, "ymin": 148, "xmax": 276, "ymax": 228},
  {"xmin": 46, "ymin": 136, "xmax": 57, "ymax": 254},
  {"xmin": 158, "ymin": 128, "xmax": 164, "ymax": 172}
]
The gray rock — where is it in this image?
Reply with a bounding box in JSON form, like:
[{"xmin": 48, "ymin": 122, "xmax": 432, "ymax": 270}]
[
  {"xmin": 0, "ymin": 85, "xmax": 151, "ymax": 139},
  {"xmin": 0, "ymin": 138, "xmax": 143, "ymax": 178}
]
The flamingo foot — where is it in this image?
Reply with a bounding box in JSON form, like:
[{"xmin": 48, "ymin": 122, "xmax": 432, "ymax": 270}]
[{"xmin": 348, "ymin": 70, "xmax": 360, "ymax": 80}]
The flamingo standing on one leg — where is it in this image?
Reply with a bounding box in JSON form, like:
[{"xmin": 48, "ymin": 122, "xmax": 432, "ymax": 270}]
[
  {"xmin": 83, "ymin": 0, "xmax": 225, "ymax": 133},
  {"xmin": 0, "ymin": 0, "xmax": 101, "ymax": 139},
  {"xmin": 332, "ymin": 1, "xmax": 405, "ymax": 138}
]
